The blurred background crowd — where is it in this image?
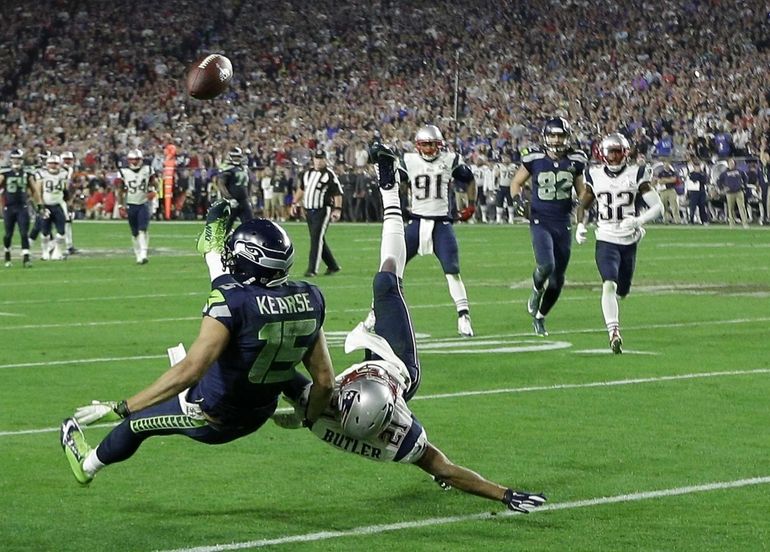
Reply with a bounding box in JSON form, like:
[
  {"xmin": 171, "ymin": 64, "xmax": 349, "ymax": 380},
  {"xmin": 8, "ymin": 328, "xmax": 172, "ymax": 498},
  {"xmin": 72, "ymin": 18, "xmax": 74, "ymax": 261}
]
[{"xmin": 2, "ymin": 0, "xmax": 769, "ymax": 224}]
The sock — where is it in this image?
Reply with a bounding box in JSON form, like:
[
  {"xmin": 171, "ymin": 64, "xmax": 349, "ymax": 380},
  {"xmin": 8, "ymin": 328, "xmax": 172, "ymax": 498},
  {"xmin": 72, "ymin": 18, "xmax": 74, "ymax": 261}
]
[
  {"xmin": 132, "ymin": 236, "xmax": 141, "ymax": 260},
  {"xmin": 41, "ymin": 236, "xmax": 50, "ymax": 258},
  {"xmin": 82, "ymin": 449, "xmax": 106, "ymax": 477},
  {"xmin": 138, "ymin": 231, "xmax": 148, "ymax": 259},
  {"xmin": 65, "ymin": 222, "xmax": 73, "ymax": 249},
  {"xmin": 445, "ymin": 273, "xmax": 469, "ymax": 314},
  {"xmin": 379, "ymin": 188, "xmax": 405, "ymax": 277},
  {"xmin": 602, "ymin": 280, "xmax": 620, "ymax": 336},
  {"xmin": 496, "ymin": 207, "xmax": 503, "ymax": 223}
]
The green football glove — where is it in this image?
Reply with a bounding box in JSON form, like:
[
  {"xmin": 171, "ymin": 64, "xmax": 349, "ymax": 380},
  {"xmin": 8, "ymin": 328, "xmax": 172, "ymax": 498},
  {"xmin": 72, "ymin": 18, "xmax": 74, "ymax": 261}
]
[{"xmin": 73, "ymin": 400, "xmax": 130, "ymax": 426}]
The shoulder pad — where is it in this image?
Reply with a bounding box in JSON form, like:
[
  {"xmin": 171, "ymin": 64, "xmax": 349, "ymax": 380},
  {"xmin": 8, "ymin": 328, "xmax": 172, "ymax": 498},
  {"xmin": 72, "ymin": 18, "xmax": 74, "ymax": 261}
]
[
  {"xmin": 521, "ymin": 148, "xmax": 546, "ymax": 163},
  {"xmin": 567, "ymin": 149, "xmax": 588, "ymax": 163}
]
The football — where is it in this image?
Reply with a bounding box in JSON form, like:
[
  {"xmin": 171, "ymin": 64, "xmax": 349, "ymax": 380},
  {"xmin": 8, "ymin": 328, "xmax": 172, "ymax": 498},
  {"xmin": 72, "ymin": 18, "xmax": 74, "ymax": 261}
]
[{"xmin": 186, "ymin": 54, "xmax": 233, "ymax": 100}]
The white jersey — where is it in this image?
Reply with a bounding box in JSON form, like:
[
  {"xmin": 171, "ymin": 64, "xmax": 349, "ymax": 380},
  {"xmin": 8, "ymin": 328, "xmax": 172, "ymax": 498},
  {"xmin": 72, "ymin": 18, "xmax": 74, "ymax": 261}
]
[
  {"xmin": 479, "ymin": 165, "xmax": 496, "ymax": 193},
  {"xmin": 118, "ymin": 166, "xmax": 154, "ymax": 205},
  {"xmin": 402, "ymin": 151, "xmax": 465, "ymax": 218},
  {"xmin": 586, "ymin": 163, "xmax": 652, "ymax": 245},
  {"xmin": 298, "ymin": 323, "xmax": 428, "ymax": 464},
  {"xmin": 38, "ymin": 169, "xmax": 69, "ymax": 205}
]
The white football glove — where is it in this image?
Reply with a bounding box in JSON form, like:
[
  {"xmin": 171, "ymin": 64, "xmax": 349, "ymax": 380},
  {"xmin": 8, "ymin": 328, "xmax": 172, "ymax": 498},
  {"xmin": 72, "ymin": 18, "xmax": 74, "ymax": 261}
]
[
  {"xmin": 619, "ymin": 216, "xmax": 641, "ymax": 230},
  {"xmin": 575, "ymin": 222, "xmax": 588, "ymax": 245},
  {"xmin": 73, "ymin": 401, "xmax": 122, "ymax": 426},
  {"xmin": 635, "ymin": 226, "xmax": 647, "ymax": 242}
]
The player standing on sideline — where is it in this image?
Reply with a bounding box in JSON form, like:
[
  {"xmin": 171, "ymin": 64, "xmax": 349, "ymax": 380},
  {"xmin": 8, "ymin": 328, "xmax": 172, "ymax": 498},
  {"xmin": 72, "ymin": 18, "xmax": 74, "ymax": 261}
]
[
  {"xmin": 117, "ymin": 149, "xmax": 158, "ymax": 264},
  {"xmin": 575, "ymin": 133, "xmax": 662, "ymax": 353},
  {"xmin": 27, "ymin": 149, "xmax": 51, "ymax": 252},
  {"xmin": 292, "ymin": 149, "xmax": 343, "ymax": 277},
  {"xmin": 36, "ymin": 155, "xmax": 70, "ymax": 261},
  {"xmin": 1, "ymin": 149, "xmax": 39, "ymax": 267},
  {"xmin": 510, "ymin": 117, "xmax": 587, "ymax": 336},
  {"xmin": 60, "ymin": 151, "xmax": 78, "ymax": 254},
  {"xmin": 273, "ymin": 144, "xmax": 545, "ymax": 513},
  {"xmin": 387, "ymin": 125, "xmax": 477, "ymax": 337},
  {"xmin": 216, "ymin": 146, "xmax": 253, "ymax": 225},
  {"xmin": 60, "ymin": 203, "xmax": 335, "ymax": 485}
]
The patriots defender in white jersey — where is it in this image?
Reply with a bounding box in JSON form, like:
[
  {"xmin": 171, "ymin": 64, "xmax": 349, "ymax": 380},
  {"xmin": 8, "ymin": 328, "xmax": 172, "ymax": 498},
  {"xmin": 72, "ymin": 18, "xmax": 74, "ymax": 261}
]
[
  {"xmin": 398, "ymin": 125, "xmax": 477, "ymax": 337},
  {"xmin": 276, "ymin": 148, "xmax": 545, "ymax": 513},
  {"xmin": 36, "ymin": 155, "xmax": 70, "ymax": 260},
  {"xmin": 117, "ymin": 149, "xmax": 158, "ymax": 264},
  {"xmin": 576, "ymin": 133, "xmax": 663, "ymax": 353}
]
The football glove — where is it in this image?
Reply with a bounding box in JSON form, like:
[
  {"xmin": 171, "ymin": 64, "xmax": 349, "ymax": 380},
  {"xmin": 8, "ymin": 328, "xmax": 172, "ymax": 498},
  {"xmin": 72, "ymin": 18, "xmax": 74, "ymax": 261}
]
[
  {"xmin": 458, "ymin": 205, "xmax": 476, "ymax": 222},
  {"xmin": 502, "ymin": 489, "xmax": 547, "ymax": 513},
  {"xmin": 575, "ymin": 222, "xmax": 588, "ymax": 245},
  {"xmin": 370, "ymin": 143, "xmax": 398, "ymax": 190},
  {"xmin": 635, "ymin": 226, "xmax": 647, "ymax": 242},
  {"xmin": 619, "ymin": 215, "xmax": 641, "ymax": 230},
  {"xmin": 73, "ymin": 400, "xmax": 129, "ymax": 426},
  {"xmin": 227, "ymin": 198, "xmax": 239, "ymax": 209}
]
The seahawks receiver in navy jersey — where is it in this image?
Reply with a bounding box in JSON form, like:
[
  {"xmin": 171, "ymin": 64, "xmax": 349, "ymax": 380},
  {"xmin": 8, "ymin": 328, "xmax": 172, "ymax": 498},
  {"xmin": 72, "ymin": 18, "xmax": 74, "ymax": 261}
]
[
  {"xmin": 274, "ymin": 146, "xmax": 546, "ymax": 514},
  {"xmin": 216, "ymin": 147, "xmax": 253, "ymax": 225},
  {"xmin": 575, "ymin": 133, "xmax": 662, "ymax": 353},
  {"xmin": 510, "ymin": 117, "xmax": 587, "ymax": 336},
  {"xmin": 60, "ymin": 211, "xmax": 335, "ymax": 485}
]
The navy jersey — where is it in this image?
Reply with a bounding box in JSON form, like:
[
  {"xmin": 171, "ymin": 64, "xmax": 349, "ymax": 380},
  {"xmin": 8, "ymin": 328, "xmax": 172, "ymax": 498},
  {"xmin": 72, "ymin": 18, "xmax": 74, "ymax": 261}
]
[
  {"xmin": 218, "ymin": 165, "xmax": 250, "ymax": 201},
  {"xmin": 521, "ymin": 145, "xmax": 587, "ymax": 222},
  {"xmin": 194, "ymin": 276, "xmax": 326, "ymax": 423},
  {"xmin": 1, "ymin": 169, "xmax": 32, "ymax": 206}
]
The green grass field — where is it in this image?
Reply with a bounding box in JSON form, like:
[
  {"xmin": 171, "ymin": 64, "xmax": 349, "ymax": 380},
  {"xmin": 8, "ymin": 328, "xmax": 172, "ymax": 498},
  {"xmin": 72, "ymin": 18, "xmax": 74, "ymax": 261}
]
[{"xmin": 1, "ymin": 220, "xmax": 769, "ymax": 551}]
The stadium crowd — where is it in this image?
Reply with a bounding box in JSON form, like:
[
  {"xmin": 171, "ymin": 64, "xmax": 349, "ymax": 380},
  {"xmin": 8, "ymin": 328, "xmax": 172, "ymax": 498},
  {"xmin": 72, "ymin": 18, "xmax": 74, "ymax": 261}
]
[{"xmin": 2, "ymin": 0, "xmax": 770, "ymax": 223}]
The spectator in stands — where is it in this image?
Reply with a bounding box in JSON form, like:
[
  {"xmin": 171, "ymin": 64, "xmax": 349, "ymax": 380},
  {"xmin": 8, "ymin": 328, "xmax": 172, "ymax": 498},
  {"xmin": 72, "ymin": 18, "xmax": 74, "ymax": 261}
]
[{"xmin": 654, "ymin": 162, "xmax": 682, "ymax": 224}]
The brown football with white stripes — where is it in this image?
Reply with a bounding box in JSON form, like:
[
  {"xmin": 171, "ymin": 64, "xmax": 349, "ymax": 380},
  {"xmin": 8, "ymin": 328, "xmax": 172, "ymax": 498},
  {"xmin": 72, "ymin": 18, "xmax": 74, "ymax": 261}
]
[{"xmin": 186, "ymin": 54, "xmax": 233, "ymax": 100}]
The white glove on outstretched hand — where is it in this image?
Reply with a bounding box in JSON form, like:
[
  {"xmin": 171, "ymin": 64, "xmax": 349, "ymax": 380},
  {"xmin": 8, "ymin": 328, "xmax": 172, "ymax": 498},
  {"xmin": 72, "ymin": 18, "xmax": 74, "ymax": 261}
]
[
  {"xmin": 74, "ymin": 401, "xmax": 122, "ymax": 426},
  {"xmin": 575, "ymin": 222, "xmax": 588, "ymax": 245},
  {"xmin": 619, "ymin": 215, "xmax": 641, "ymax": 230}
]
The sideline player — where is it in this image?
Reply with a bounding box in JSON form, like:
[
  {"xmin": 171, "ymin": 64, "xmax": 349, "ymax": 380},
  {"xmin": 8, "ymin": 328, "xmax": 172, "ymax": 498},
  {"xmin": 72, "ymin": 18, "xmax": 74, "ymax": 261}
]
[
  {"xmin": 575, "ymin": 133, "xmax": 662, "ymax": 353},
  {"xmin": 36, "ymin": 155, "xmax": 70, "ymax": 261},
  {"xmin": 510, "ymin": 117, "xmax": 587, "ymax": 336},
  {"xmin": 275, "ymin": 144, "xmax": 546, "ymax": 513}
]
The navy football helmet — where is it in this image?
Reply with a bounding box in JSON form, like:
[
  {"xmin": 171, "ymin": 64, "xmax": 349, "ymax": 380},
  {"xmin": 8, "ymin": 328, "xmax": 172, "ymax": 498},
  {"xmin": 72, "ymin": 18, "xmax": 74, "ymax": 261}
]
[
  {"xmin": 228, "ymin": 147, "xmax": 244, "ymax": 165},
  {"xmin": 542, "ymin": 117, "xmax": 571, "ymax": 155},
  {"xmin": 223, "ymin": 218, "xmax": 294, "ymax": 287},
  {"xmin": 10, "ymin": 148, "xmax": 24, "ymax": 169}
]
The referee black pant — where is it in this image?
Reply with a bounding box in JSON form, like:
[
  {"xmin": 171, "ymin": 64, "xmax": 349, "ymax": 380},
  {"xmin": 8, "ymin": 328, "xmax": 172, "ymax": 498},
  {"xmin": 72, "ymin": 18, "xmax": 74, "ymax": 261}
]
[{"xmin": 305, "ymin": 207, "xmax": 340, "ymax": 275}]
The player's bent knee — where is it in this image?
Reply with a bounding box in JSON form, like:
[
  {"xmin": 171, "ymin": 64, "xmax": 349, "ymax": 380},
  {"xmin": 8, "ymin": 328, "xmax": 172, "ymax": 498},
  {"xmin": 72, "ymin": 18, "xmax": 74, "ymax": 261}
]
[
  {"xmin": 602, "ymin": 280, "xmax": 618, "ymax": 295},
  {"xmin": 536, "ymin": 262, "xmax": 555, "ymax": 278},
  {"xmin": 373, "ymin": 270, "xmax": 399, "ymax": 296}
]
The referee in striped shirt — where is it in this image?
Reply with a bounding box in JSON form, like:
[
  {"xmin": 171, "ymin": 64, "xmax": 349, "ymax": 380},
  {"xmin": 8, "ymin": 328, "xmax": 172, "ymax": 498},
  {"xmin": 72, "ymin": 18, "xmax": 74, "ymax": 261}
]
[{"xmin": 292, "ymin": 149, "xmax": 343, "ymax": 276}]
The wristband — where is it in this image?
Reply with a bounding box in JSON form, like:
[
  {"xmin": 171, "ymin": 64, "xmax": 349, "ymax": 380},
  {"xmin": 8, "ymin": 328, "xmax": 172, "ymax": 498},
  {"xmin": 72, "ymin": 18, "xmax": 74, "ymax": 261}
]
[{"xmin": 114, "ymin": 400, "xmax": 131, "ymax": 419}]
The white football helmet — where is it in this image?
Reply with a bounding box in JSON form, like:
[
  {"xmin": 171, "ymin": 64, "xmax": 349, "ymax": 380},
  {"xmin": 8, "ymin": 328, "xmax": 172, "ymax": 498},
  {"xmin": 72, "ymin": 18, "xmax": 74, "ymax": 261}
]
[
  {"xmin": 61, "ymin": 151, "xmax": 75, "ymax": 167},
  {"xmin": 46, "ymin": 154, "xmax": 62, "ymax": 173},
  {"xmin": 414, "ymin": 125, "xmax": 444, "ymax": 161},
  {"xmin": 600, "ymin": 133, "xmax": 630, "ymax": 172},
  {"xmin": 337, "ymin": 365, "xmax": 397, "ymax": 440},
  {"xmin": 127, "ymin": 149, "xmax": 143, "ymax": 169}
]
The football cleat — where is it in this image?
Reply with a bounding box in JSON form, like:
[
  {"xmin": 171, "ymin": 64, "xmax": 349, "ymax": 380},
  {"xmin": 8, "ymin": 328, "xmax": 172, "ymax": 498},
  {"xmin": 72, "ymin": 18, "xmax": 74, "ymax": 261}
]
[
  {"xmin": 527, "ymin": 287, "xmax": 544, "ymax": 317},
  {"xmin": 196, "ymin": 200, "xmax": 231, "ymax": 255},
  {"xmin": 271, "ymin": 411, "xmax": 303, "ymax": 429},
  {"xmin": 4, "ymin": 261, "xmax": 10, "ymax": 268},
  {"xmin": 457, "ymin": 314, "xmax": 474, "ymax": 337},
  {"xmin": 60, "ymin": 418, "xmax": 94, "ymax": 485},
  {"xmin": 610, "ymin": 330, "xmax": 623, "ymax": 354},
  {"xmin": 22, "ymin": 255, "xmax": 31, "ymax": 268},
  {"xmin": 324, "ymin": 266, "xmax": 341, "ymax": 275},
  {"xmin": 532, "ymin": 317, "xmax": 548, "ymax": 337}
]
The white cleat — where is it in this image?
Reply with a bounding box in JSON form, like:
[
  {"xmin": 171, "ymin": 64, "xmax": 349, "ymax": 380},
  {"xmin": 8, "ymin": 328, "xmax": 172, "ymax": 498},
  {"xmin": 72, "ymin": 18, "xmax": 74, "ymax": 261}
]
[
  {"xmin": 363, "ymin": 309, "xmax": 376, "ymax": 332},
  {"xmin": 457, "ymin": 314, "xmax": 474, "ymax": 337}
]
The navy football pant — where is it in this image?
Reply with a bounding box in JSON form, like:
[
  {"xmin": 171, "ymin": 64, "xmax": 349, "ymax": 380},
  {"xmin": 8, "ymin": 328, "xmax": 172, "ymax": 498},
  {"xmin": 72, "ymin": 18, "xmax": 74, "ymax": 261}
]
[
  {"xmin": 529, "ymin": 220, "xmax": 572, "ymax": 316},
  {"xmin": 595, "ymin": 240, "xmax": 637, "ymax": 297}
]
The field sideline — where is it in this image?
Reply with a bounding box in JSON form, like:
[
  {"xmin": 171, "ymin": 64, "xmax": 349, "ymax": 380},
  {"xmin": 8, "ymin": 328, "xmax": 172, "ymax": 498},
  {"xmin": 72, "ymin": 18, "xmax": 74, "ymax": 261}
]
[{"xmin": 1, "ymin": 221, "xmax": 769, "ymax": 551}]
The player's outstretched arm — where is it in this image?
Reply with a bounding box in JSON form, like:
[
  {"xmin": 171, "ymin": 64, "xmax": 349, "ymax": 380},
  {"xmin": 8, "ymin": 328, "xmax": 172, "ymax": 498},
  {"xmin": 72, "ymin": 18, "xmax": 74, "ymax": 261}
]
[
  {"xmin": 301, "ymin": 328, "xmax": 335, "ymax": 425},
  {"xmin": 415, "ymin": 443, "xmax": 546, "ymax": 513}
]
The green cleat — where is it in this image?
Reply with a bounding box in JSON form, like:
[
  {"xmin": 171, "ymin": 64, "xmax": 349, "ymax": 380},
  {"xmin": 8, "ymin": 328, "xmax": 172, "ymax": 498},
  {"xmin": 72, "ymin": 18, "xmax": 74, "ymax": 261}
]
[
  {"xmin": 60, "ymin": 418, "xmax": 93, "ymax": 485},
  {"xmin": 196, "ymin": 200, "xmax": 231, "ymax": 255}
]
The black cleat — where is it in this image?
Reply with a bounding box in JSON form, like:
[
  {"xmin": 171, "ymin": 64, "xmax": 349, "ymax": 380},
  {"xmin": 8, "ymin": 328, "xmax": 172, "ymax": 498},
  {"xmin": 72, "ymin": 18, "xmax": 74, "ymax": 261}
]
[{"xmin": 532, "ymin": 317, "xmax": 548, "ymax": 337}]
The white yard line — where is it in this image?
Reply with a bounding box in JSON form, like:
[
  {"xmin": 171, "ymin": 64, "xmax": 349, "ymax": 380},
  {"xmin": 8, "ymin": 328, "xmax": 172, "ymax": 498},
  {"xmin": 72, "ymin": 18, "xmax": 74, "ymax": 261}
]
[
  {"xmin": 3, "ymin": 368, "xmax": 768, "ymax": 437},
  {"xmin": 158, "ymin": 476, "xmax": 770, "ymax": 552}
]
